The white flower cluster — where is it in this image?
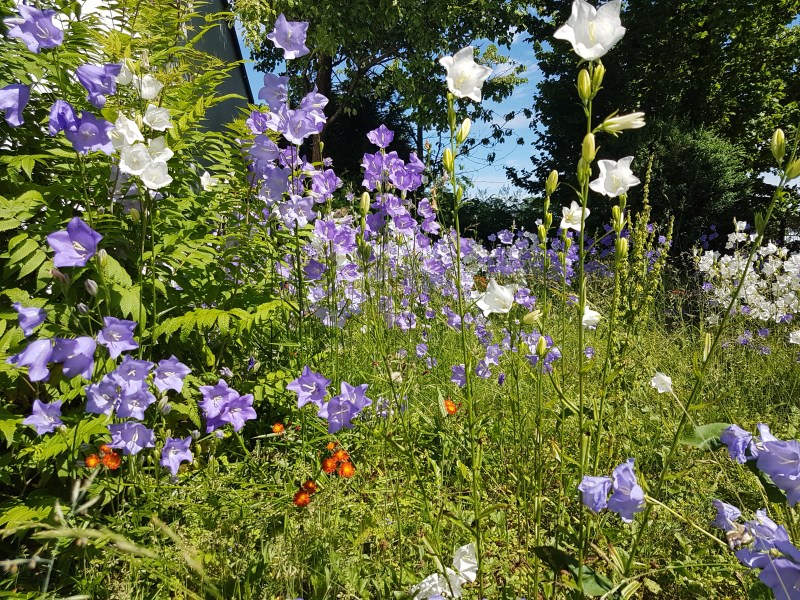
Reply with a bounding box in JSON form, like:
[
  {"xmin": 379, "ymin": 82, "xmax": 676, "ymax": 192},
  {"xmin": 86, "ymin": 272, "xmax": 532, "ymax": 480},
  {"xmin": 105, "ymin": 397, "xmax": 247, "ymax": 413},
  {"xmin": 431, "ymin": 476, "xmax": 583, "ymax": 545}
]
[{"xmin": 695, "ymin": 225, "xmax": 800, "ymax": 324}]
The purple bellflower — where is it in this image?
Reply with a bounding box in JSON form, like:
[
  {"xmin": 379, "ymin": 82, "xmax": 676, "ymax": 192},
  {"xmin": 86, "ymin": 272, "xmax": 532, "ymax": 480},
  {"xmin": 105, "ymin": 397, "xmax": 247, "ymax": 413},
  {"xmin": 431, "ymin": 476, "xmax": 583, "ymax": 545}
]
[
  {"xmin": 287, "ymin": 366, "xmax": 331, "ymax": 408},
  {"xmin": 110, "ymin": 356, "xmax": 154, "ymax": 394},
  {"xmin": 711, "ymin": 499, "xmax": 742, "ymax": 532},
  {"xmin": 85, "ymin": 375, "xmax": 120, "ymax": 415},
  {"xmin": 219, "ymin": 394, "xmax": 257, "ymax": 432},
  {"xmin": 720, "ymin": 424, "xmax": 753, "ymax": 464},
  {"xmin": 153, "ymin": 356, "xmax": 191, "ymax": 393},
  {"xmin": 52, "ymin": 336, "xmax": 95, "ymax": 379},
  {"xmin": 257, "ymin": 73, "xmax": 288, "ymax": 110},
  {"xmin": 96, "ymin": 316, "xmax": 139, "ymax": 358},
  {"xmin": 366, "ymin": 124, "xmax": 394, "ymax": 148},
  {"xmin": 46, "ymin": 217, "xmax": 102, "ymax": 267},
  {"xmin": 4, "ymin": 5, "xmax": 63, "ymax": 53},
  {"xmin": 578, "ymin": 475, "xmax": 612, "ymax": 513},
  {"xmin": 0, "ymin": 84, "xmax": 30, "ymax": 127},
  {"xmin": 116, "ymin": 388, "xmax": 156, "ymax": 420},
  {"xmin": 607, "ymin": 458, "xmax": 646, "ymax": 523},
  {"xmin": 65, "ymin": 112, "xmax": 114, "ymax": 154},
  {"xmin": 757, "ymin": 440, "xmax": 800, "ymax": 506},
  {"xmin": 76, "ymin": 63, "xmax": 122, "ymax": 108},
  {"xmin": 267, "ymin": 14, "xmax": 310, "ymax": 59},
  {"xmin": 108, "ymin": 422, "xmax": 155, "ymax": 455},
  {"xmin": 161, "ymin": 436, "xmax": 193, "ymax": 476},
  {"xmin": 12, "ymin": 303, "xmax": 46, "ymax": 336},
  {"xmin": 317, "ymin": 382, "xmax": 371, "ymax": 433},
  {"xmin": 23, "ymin": 399, "xmax": 63, "ymax": 435},
  {"xmin": 48, "ymin": 100, "xmax": 78, "ymax": 135},
  {"xmin": 7, "ymin": 338, "xmax": 53, "ymax": 381}
]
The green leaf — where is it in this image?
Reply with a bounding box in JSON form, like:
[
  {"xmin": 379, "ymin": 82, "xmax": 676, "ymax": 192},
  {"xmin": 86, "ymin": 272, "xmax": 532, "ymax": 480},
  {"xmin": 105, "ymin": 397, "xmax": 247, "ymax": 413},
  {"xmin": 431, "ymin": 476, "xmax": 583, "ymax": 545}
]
[{"xmin": 680, "ymin": 422, "xmax": 731, "ymax": 451}]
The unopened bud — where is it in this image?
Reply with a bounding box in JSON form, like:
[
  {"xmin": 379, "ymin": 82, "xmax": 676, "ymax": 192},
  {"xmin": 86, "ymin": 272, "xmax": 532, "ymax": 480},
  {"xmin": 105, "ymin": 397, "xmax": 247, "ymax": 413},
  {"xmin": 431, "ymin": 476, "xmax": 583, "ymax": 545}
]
[
  {"xmin": 591, "ymin": 62, "xmax": 605, "ymax": 93},
  {"xmin": 359, "ymin": 192, "xmax": 371, "ymax": 216},
  {"xmin": 96, "ymin": 249, "xmax": 108, "ymax": 268},
  {"xmin": 537, "ymin": 223, "xmax": 547, "ymax": 243},
  {"xmin": 443, "ymin": 147, "xmax": 454, "ymax": 173},
  {"xmin": 771, "ymin": 129, "xmax": 785, "ymax": 163},
  {"xmin": 581, "ymin": 133, "xmax": 596, "ymax": 163},
  {"xmin": 129, "ymin": 207, "xmax": 141, "ymax": 222},
  {"xmin": 615, "ymin": 237, "xmax": 628, "ymax": 258},
  {"xmin": 84, "ymin": 279, "xmax": 98, "ymax": 297},
  {"xmin": 455, "ymin": 185, "xmax": 464, "ymax": 204},
  {"xmin": 51, "ymin": 268, "xmax": 70, "ymax": 285},
  {"xmin": 535, "ymin": 335, "xmax": 549, "ymax": 358},
  {"xmin": 546, "ymin": 170, "xmax": 559, "ymax": 196},
  {"xmin": 611, "ymin": 206, "xmax": 624, "ymax": 231},
  {"xmin": 456, "ymin": 118, "xmax": 471, "ymax": 145},
  {"xmin": 523, "ymin": 310, "xmax": 542, "ymax": 326},
  {"xmin": 77, "ymin": 302, "xmax": 89, "ymax": 315},
  {"xmin": 578, "ymin": 69, "xmax": 592, "ymax": 102},
  {"xmin": 785, "ymin": 158, "xmax": 800, "ymax": 181}
]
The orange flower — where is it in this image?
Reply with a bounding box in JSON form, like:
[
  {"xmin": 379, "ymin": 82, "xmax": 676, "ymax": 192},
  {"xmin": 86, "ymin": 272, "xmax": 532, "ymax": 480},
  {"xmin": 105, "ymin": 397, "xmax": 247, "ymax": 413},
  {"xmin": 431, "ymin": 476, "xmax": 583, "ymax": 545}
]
[
  {"xmin": 85, "ymin": 454, "xmax": 100, "ymax": 469},
  {"xmin": 444, "ymin": 398, "xmax": 459, "ymax": 415},
  {"xmin": 302, "ymin": 480, "xmax": 318, "ymax": 494},
  {"xmin": 322, "ymin": 457, "xmax": 338, "ymax": 474},
  {"xmin": 272, "ymin": 422, "xmax": 285, "ymax": 434},
  {"xmin": 333, "ymin": 448, "xmax": 349, "ymax": 463},
  {"xmin": 98, "ymin": 444, "xmax": 112, "ymax": 454},
  {"xmin": 102, "ymin": 451, "xmax": 121, "ymax": 470},
  {"xmin": 326, "ymin": 441, "xmax": 337, "ymax": 451},
  {"xmin": 338, "ymin": 461, "xmax": 356, "ymax": 478},
  {"xmin": 293, "ymin": 490, "xmax": 311, "ymax": 507}
]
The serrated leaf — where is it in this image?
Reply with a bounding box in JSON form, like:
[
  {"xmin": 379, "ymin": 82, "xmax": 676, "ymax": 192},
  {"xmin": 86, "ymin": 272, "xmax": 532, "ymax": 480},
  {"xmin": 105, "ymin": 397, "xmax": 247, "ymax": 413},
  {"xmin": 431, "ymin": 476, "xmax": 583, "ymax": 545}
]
[{"xmin": 680, "ymin": 422, "xmax": 731, "ymax": 451}]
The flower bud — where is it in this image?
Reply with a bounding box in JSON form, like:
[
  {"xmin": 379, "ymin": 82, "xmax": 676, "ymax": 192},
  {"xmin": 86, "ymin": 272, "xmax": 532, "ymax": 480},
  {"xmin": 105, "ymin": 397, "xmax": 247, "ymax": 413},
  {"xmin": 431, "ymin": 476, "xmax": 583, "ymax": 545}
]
[
  {"xmin": 601, "ymin": 112, "xmax": 646, "ymax": 135},
  {"xmin": 84, "ymin": 279, "xmax": 98, "ymax": 297},
  {"xmin": 96, "ymin": 249, "xmax": 108, "ymax": 269},
  {"xmin": 581, "ymin": 133, "xmax": 596, "ymax": 163},
  {"xmin": 771, "ymin": 129, "xmax": 785, "ymax": 163},
  {"xmin": 77, "ymin": 302, "xmax": 89, "ymax": 315},
  {"xmin": 523, "ymin": 310, "xmax": 542, "ymax": 326},
  {"xmin": 537, "ymin": 223, "xmax": 547, "ymax": 243},
  {"xmin": 359, "ymin": 191, "xmax": 371, "ymax": 216},
  {"xmin": 51, "ymin": 268, "xmax": 70, "ymax": 285},
  {"xmin": 786, "ymin": 159, "xmax": 800, "ymax": 181},
  {"xmin": 577, "ymin": 158, "xmax": 591, "ymax": 183},
  {"xmin": 578, "ymin": 69, "xmax": 592, "ymax": 102},
  {"xmin": 535, "ymin": 335, "xmax": 549, "ymax": 358},
  {"xmin": 615, "ymin": 237, "xmax": 628, "ymax": 258},
  {"xmin": 455, "ymin": 185, "xmax": 464, "ymax": 204},
  {"xmin": 546, "ymin": 170, "xmax": 559, "ymax": 196},
  {"xmin": 456, "ymin": 118, "xmax": 471, "ymax": 145},
  {"xmin": 129, "ymin": 207, "xmax": 141, "ymax": 222},
  {"xmin": 443, "ymin": 147, "xmax": 455, "ymax": 173},
  {"xmin": 591, "ymin": 62, "xmax": 605, "ymax": 94}
]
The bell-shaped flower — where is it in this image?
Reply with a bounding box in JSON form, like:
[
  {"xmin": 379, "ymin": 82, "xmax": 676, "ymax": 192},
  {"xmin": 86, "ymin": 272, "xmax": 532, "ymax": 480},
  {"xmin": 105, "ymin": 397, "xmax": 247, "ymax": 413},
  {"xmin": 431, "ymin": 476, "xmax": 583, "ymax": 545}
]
[
  {"xmin": 578, "ymin": 475, "xmax": 612, "ymax": 513},
  {"xmin": 560, "ymin": 200, "xmax": 589, "ymax": 231},
  {"xmin": 108, "ymin": 422, "xmax": 155, "ymax": 455},
  {"xmin": 219, "ymin": 394, "xmax": 257, "ymax": 432},
  {"xmin": 52, "ymin": 336, "xmax": 96, "ymax": 379},
  {"xmin": 153, "ymin": 356, "xmax": 191, "ymax": 393},
  {"xmin": 134, "ymin": 74, "xmax": 163, "ymax": 100},
  {"xmin": 258, "ymin": 73, "xmax": 288, "ymax": 110},
  {"xmin": 23, "ymin": 399, "xmax": 63, "ymax": 435},
  {"xmin": 140, "ymin": 160, "xmax": 172, "ymax": 190},
  {"xmin": 600, "ymin": 112, "xmax": 645, "ymax": 135},
  {"xmin": 76, "ymin": 63, "xmax": 122, "ymax": 108},
  {"xmin": 47, "ymin": 217, "xmax": 102, "ymax": 267},
  {"xmin": 65, "ymin": 112, "xmax": 114, "ymax": 155},
  {"xmin": 143, "ymin": 104, "xmax": 172, "ymax": 131},
  {"xmin": 12, "ymin": 303, "xmax": 46, "ymax": 337},
  {"xmin": 650, "ymin": 372, "xmax": 673, "ymax": 394},
  {"xmin": 367, "ymin": 124, "xmax": 394, "ymax": 149},
  {"xmin": 7, "ymin": 339, "xmax": 53, "ymax": 381},
  {"xmin": 439, "ymin": 46, "xmax": 493, "ymax": 103},
  {"xmin": 476, "ymin": 279, "xmax": 517, "ymax": 316},
  {"xmin": 111, "ymin": 113, "xmax": 144, "ymax": 149},
  {"xmin": 554, "ymin": 0, "xmax": 626, "ymax": 61},
  {"xmin": 4, "ymin": 5, "xmax": 64, "ymax": 53},
  {"xmin": 288, "ymin": 366, "xmax": 331, "ymax": 408},
  {"xmin": 49, "ymin": 100, "xmax": 78, "ymax": 136},
  {"xmin": 582, "ymin": 306, "xmax": 602, "ymax": 329},
  {"xmin": 0, "ymin": 84, "xmax": 30, "ymax": 127},
  {"xmin": 589, "ymin": 156, "xmax": 640, "ymax": 197},
  {"xmin": 607, "ymin": 458, "xmax": 645, "ymax": 522},
  {"xmin": 97, "ymin": 316, "xmax": 139, "ymax": 358},
  {"xmin": 161, "ymin": 436, "xmax": 193, "ymax": 476},
  {"xmin": 267, "ymin": 14, "xmax": 310, "ymax": 59}
]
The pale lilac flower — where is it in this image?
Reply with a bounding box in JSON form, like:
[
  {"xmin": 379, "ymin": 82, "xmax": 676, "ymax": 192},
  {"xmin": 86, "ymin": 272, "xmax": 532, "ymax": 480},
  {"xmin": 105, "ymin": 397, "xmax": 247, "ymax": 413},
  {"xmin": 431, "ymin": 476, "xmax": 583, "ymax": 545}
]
[
  {"xmin": 607, "ymin": 458, "xmax": 645, "ymax": 522},
  {"xmin": 85, "ymin": 375, "xmax": 120, "ymax": 415},
  {"xmin": 258, "ymin": 73, "xmax": 288, "ymax": 110},
  {"xmin": 108, "ymin": 422, "xmax": 155, "ymax": 455},
  {"xmin": 287, "ymin": 366, "xmax": 331, "ymax": 408},
  {"xmin": 96, "ymin": 317, "xmax": 139, "ymax": 358},
  {"xmin": 0, "ymin": 83, "xmax": 30, "ymax": 127},
  {"xmin": 578, "ymin": 475, "xmax": 612, "ymax": 513},
  {"xmin": 6, "ymin": 338, "xmax": 53, "ymax": 381},
  {"xmin": 116, "ymin": 388, "xmax": 156, "ymax": 420},
  {"xmin": 46, "ymin": 217, "xmax": 102, "ymax": 267},
  {"xmin": 367, "ymin": 124, "xmax": 394, "ymax": 148},
  {"xmin": 65, "ymin": 112, "xmax": 115, "ymax": 154},
  {"xmin": 161, "ymin": 436, "xmax": 193, "ymax": 475},
  {"xmin": 451, "ymin": 364, "xmax": 466, "ymax": 388},
  {"xmin": 711, "ymin": 499, "xmax": 742, "ymax": 532},
  {"xmin": 153, "ymin": 356, "xmax": 191, "ymax": 393},
  {"xmin": 52, "ymin": 336, "xmax": 95, "ymax": 379},
  {"xmin": 48, "ymin": 100, "xmax": 77, "ymax": 135},
  {"xmin": 76, "ymin": 63, "xmax": 122, "ymax": 108},
  {"xmin": 219, "ymin": 394, "xmax": 257, "ymax": 432},
  {"xmin": 267, "ymin": 14, "xmax": 310, "ymax": 59},
  {"xmin": 12, "ymin": 303, "xmax": 46, "ymax": 336},
  {"xmin": 720, "ymin": 424, "xmax": 753, "ymax": 464},
  {"xmin": 23, "ymin": 399, "xmax": 62, "ymax": 435},
  {"xmin": 4, "ymin": 5, "xmax": 63, "ymax": 53}
]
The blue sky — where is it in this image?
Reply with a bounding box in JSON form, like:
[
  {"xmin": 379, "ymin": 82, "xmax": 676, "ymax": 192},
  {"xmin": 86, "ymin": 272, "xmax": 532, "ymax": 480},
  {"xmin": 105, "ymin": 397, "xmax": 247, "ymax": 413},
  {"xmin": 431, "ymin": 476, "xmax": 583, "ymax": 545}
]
[{"xmin": 237, "ymin": 29, "xmax": 541, "ymax": 198}]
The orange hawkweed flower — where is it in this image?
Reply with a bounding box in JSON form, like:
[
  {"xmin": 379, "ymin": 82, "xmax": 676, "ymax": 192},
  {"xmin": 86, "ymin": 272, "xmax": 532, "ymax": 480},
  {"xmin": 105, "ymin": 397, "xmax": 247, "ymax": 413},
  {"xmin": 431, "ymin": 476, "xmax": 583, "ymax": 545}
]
[
  {"xmin": 98, "ymin": 444, "xmax": 112, "ymax": 454},
  {"xmin": 332, "ymin": 448, "xmax": 349, "ymax": 463},
  {"xmin": 338, "ymin": 461, "xmax": 356, "ymax": 478},
  {"xmin": 293, "ymin": 490, "xmax": 311, "ymax": 507},
  {"xmin": 101, "ymin": 451, "xmax": 121, "ymax": 470},
  {"xmin": 272, "ymin": 422, "xmax": 285, "ymax": 434},
  {"xmin": 85, "ymin": 454, "xmax": 100, "ymax": 469},
  {"xmin": 326, "ymin": 441, "xmax": 337, "ymax": 451},
  {"xmin": 322, "ymin": 457, "xmax": 337, "ymax": 474},
  {"xmin": 444, "ymin": 398, "xmax": 459, "ymax": 415},
  {"xmin": 302, "ymin": 480, "xmax": 318, "ymax": 494}
]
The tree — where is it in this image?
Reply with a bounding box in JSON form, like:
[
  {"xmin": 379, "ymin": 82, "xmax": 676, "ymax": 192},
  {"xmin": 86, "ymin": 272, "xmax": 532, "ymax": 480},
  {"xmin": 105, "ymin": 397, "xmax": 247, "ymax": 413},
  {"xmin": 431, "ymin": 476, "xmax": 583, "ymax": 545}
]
[
  {"xmin": 509, "ymin": 0, "xmax": 800, "ymax": 244},
  {"xmin": 234, "ymin": 0, "xmax": 528, "ymax": 162}
]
